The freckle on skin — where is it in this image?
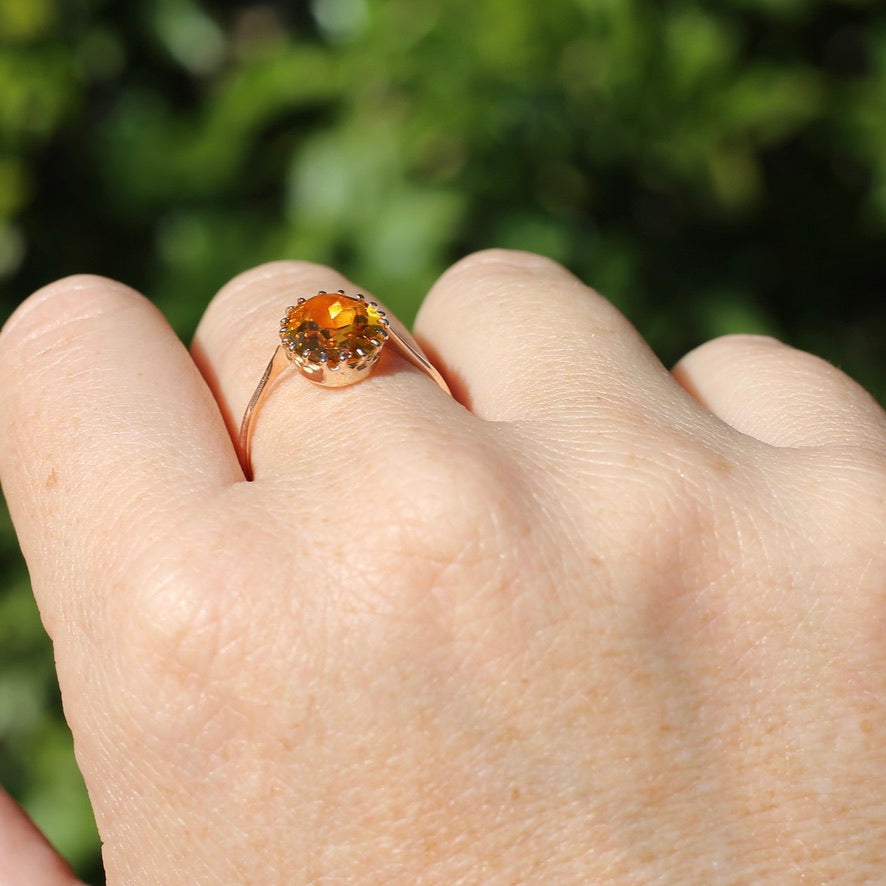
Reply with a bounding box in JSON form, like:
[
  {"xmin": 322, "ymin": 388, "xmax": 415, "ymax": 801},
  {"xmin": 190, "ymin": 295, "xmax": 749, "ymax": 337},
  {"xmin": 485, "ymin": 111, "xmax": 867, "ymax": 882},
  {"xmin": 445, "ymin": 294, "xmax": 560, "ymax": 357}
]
[
  {"xmin": 45, "ymin": 468, "xmax": 58, "ymax": 489},
  {"xmin": 713, "ymin": 457, "xmax": 732, "ymax": 476}
]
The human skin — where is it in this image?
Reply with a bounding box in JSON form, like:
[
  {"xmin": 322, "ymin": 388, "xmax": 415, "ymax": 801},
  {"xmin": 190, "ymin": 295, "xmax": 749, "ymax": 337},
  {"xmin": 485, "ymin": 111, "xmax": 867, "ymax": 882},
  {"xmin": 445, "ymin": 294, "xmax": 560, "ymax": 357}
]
[{"xmin": 0, "ymin": 250, "xmax": 884, "ymax": 884}]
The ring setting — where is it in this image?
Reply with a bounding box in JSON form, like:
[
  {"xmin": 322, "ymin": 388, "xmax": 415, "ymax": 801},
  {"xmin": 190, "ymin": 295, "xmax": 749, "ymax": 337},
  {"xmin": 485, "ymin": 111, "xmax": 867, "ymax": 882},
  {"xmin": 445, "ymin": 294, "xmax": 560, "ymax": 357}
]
[
  {"xmin": 238, "ymin": 288, "xmax": 450, "ymax": 479},
  {"xmin": 280, "ymin": 291, "xmax": 389, "ymax": 387}
]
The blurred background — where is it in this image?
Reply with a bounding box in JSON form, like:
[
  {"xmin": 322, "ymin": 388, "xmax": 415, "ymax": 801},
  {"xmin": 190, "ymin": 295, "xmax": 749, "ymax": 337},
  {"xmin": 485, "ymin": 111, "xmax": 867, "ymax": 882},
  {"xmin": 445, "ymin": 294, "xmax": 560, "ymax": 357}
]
[{"xmin": 1, "ymin": 0, "xmax": 884, "ymax": 880}]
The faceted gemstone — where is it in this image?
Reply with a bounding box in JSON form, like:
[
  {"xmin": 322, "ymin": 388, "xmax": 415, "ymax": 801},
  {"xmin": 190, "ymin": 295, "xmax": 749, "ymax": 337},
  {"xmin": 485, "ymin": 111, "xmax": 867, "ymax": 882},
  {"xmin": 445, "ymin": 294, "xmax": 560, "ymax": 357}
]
[{"xmin": 280, "ymin": 293, "xmax": 388, "ymax": 370}]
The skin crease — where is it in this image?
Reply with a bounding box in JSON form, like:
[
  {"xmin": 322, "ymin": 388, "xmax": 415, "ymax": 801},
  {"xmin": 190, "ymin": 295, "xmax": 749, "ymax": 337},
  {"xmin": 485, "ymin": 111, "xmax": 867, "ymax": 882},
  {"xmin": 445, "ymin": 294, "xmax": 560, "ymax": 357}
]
[{"xmin": 0, "ymin": 250, "xmax": 883, "ymax": 884}]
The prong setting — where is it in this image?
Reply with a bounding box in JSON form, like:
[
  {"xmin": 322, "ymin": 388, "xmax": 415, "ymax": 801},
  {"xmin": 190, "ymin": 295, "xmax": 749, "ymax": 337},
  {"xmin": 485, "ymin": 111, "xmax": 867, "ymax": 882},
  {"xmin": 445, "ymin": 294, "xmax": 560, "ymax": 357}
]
[{"xmin": 279, "ymin": 291, "xmax": 389, "ymax": 386}]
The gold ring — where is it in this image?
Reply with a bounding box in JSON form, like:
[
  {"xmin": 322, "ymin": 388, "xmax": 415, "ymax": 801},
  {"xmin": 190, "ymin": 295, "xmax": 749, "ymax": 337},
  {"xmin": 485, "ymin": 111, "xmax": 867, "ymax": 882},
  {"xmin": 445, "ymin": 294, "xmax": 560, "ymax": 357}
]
[{"xmin": 238, "ymin": 289, "xmax": 450, "ymax": 478}]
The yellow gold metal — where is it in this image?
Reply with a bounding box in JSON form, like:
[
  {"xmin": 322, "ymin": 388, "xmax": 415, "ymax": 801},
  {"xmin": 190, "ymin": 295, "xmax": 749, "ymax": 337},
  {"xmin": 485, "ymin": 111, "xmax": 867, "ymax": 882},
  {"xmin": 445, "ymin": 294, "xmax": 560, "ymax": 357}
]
[{"xmin": 238, "ymin": 290, "xmax": 450, "ymax": 479}]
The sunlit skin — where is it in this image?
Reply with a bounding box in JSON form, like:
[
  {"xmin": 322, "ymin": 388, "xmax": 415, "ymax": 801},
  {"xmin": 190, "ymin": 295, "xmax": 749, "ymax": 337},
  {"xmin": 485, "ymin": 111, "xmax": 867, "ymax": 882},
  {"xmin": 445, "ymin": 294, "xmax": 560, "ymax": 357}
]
[{"xmin": 0, "ymin": 251, "xmax": 884, "ymax": 883}]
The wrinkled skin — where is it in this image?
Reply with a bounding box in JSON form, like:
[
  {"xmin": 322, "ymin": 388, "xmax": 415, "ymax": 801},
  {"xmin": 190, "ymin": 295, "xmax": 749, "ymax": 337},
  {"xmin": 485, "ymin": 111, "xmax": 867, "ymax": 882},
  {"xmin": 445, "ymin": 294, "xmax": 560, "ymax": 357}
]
[{"xmin": 1, "ymin": 251, "xmax": 884, "ymax": 884}]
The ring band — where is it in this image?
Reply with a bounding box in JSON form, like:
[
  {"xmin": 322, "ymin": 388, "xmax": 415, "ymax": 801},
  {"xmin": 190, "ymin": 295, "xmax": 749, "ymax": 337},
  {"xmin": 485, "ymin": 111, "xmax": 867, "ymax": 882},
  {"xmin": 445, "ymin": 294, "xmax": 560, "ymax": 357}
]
[{"xmin": 238, "ymin": 289, "xmax": 450, "ymax": 478}]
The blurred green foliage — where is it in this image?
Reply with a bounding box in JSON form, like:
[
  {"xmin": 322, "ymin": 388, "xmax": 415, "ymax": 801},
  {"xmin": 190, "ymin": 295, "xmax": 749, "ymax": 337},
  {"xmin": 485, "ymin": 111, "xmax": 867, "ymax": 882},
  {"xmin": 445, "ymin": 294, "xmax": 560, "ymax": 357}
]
[{"xmin": 1, "ymin": 0, "xmax": 884, "ymax": 879}]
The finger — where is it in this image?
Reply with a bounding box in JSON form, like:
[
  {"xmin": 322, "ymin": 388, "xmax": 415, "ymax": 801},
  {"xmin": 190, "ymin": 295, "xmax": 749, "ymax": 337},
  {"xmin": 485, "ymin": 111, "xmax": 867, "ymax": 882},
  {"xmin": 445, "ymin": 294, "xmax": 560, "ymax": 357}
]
[
  {"xmin": 0, "ymin": 275, "xmax": 240, "ymax": 627},
  {"xmin": 672, "ymin": 334, "xmax": 886, "ymax": 449},
  {"xmin": 0, "ymin": 787, "xmax": 83, "ymax": 885},
  {"xmin": 192, "ymin": 261, "xmax": 460, "ymax": 480},
  {"xmin": 413, "ymin": 249, "xmax": 680, "ymax": 422}
]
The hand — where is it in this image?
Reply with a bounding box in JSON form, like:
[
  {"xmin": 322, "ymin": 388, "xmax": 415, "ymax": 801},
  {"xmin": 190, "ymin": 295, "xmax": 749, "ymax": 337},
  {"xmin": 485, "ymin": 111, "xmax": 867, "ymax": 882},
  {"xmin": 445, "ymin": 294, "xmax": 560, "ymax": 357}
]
[
  {"xmin": 1, "ymin": 251, "xmax": 884, "ymax": 883},
  {"xmin": 0, "ymin": 786, "xmax": 83, "ymax": 884}
]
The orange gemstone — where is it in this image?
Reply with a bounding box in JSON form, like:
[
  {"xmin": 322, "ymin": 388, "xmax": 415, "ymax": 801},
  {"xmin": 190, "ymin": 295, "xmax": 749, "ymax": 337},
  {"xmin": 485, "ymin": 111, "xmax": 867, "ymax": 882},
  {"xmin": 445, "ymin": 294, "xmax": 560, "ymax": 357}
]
[{"xmin": 280, "ymin": 293, "xmax": 388, "ymax": 369}]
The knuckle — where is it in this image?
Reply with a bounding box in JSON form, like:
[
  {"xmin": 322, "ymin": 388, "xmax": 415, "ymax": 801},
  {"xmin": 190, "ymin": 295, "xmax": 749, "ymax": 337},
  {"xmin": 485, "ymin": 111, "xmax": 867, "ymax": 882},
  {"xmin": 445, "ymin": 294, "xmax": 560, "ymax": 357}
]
[
  {"xmin": 708, "ymin": 333, "xmax": 783, "ymax": 350},
  {"xmin": 209, "ymin": 260, "xmax": 345, "ymax": 314},
  {"xmin": 106, "ymin": 509, "xmax": 302, "ymax": 747},
  {"xmin": 436, "ymin": 248, "xmax": 572, "ymax": 287},
  {"xmin": 678, "ymin": 334, "xmax": 861, "ymax": 400},
  {"xmin": 592, "ymin": 431, "xmax": 755, "ymax": 589},
  {"xmin": 111, "ymin": 540, "xmax": 263, "ymax": 746},
  {"xmin": 0, "ymin": 274, "xmax": 140, "ymax": 357},
  {"xmin": 120, "ymin": 556, "xmax": 226, "ymax": 682},
  {"xmin": 336, "ymin": 440, "xmax": 537, "ymax": 668},
  {"xmin": 199, "ymin": 260, "xmax": 355, "ymax": 352},
  {"xmin": 114, "ymin": 517, "xmax": 255, "ymax": 691},
  {"xmin": 391, "ymin": 441, "xmax": 512, "ymax": 549},
  {"xmin": 675, "ymin": 333, "xmax": 783, "ymax": 372},
  {"xmin": 361, "ymin": 438, "xmax": 527, "ymax": 606}
]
